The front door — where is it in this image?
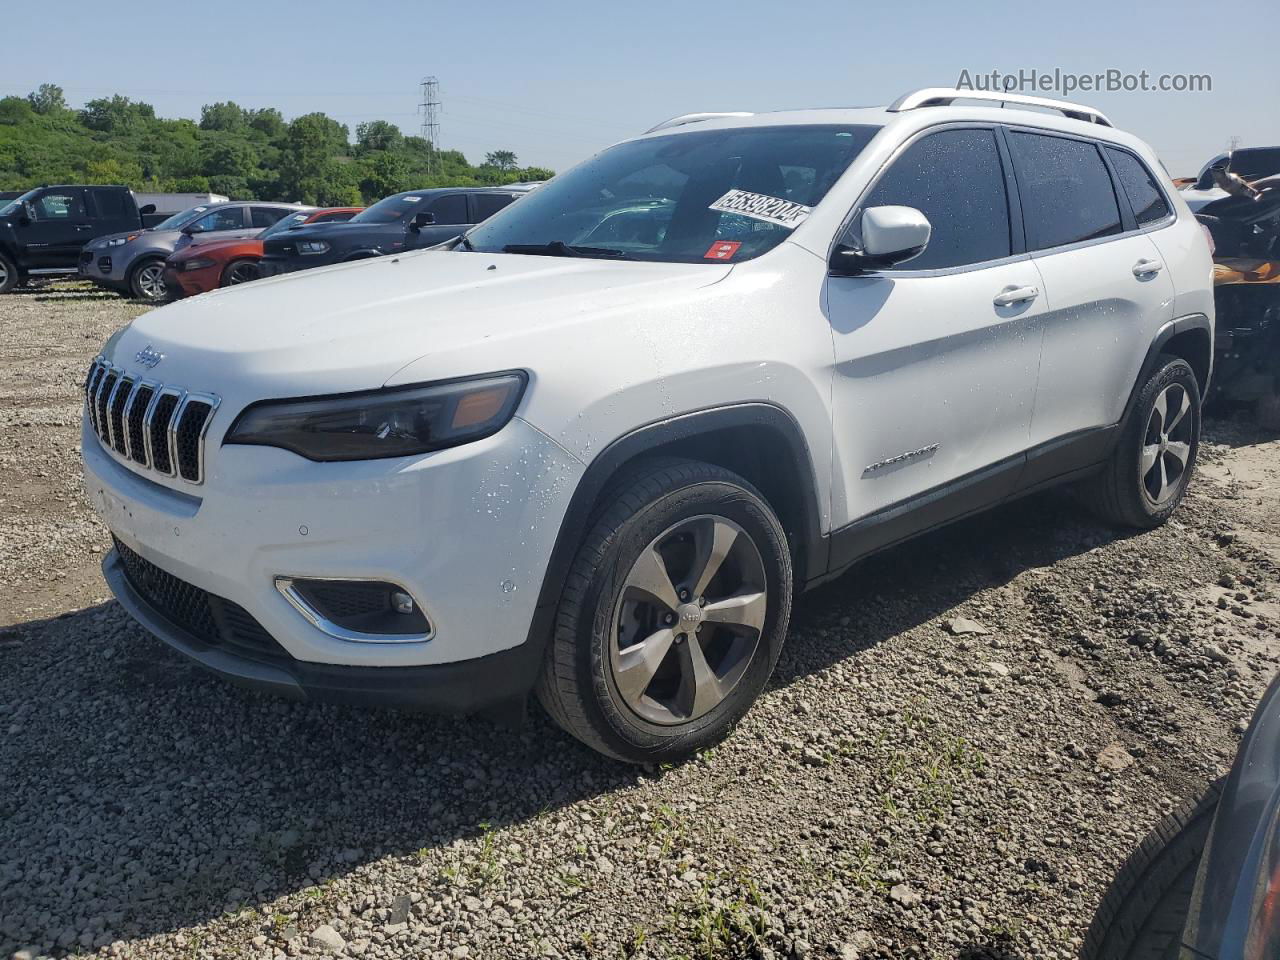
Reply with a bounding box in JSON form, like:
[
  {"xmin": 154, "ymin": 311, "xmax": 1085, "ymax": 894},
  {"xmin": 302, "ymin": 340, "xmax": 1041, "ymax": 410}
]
[
  {"xmin": 825, "ymin": 127, "xmax": 1045, "ymax": 549},
  {"xmin": 18, "ymin": 188, "xmax": 91, "ymax": 268}
]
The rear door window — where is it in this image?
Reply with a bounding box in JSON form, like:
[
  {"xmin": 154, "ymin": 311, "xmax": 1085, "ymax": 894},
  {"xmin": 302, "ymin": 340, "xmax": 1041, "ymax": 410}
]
[
  {"xmin": 250, "ymin": 206, "xmax": 291, "ymax": 228},
  {"xmin": 1008, "ymin": 132, "xmax": 1122, "ymax": 250},
  {"xmin": 1106, "ymin": 148, "xmax": 1171, "ymax": 227},
  {"xmin": 90, "ymin": 188, "xmax": 131, "ymax": 220},
  {"xmin": 471, "ymin": 193, "xmax": 515, "ymax": 222},
  {"xmin": 428, "ymin": 194, "xmax": 469, "ymax": 225},
  {"xmin": 858, "ymin": 128, "xmax": 1011, "ymax": 270}
]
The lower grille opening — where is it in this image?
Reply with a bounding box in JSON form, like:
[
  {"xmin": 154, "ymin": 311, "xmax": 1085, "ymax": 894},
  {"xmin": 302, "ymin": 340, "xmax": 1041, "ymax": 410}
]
[
  {"xmin": 113, "ymin": 537, "xmax": 292, "ymax": 666},
  {"xmin": 287, "ymin": 579, "xmax": 432, "ymax": 636}
]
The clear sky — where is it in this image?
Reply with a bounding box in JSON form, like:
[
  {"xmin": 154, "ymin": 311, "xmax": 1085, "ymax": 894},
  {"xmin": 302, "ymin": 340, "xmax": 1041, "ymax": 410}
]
[{"xmin": 3, "ymin": 0, "xmax": 1277, "ymax": 177}]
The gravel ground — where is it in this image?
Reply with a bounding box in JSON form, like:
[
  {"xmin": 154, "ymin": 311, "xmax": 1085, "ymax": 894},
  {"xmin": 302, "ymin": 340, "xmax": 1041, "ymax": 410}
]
[{"xmin": 2, "ymin": 282, "xmax": 1278, "ymax": 960}]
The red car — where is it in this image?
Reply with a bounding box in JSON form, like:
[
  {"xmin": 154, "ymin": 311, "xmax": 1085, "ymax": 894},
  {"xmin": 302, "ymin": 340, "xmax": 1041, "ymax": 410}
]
[{"xmin": 163, "ymin": 206, "xmax": 363, "ymax": 298}]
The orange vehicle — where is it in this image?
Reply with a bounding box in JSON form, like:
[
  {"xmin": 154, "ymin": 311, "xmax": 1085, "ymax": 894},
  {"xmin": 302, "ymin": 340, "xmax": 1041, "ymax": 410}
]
[{"xmin": 163, "ymin": 206, "xmax": 363, "ymax": 298}]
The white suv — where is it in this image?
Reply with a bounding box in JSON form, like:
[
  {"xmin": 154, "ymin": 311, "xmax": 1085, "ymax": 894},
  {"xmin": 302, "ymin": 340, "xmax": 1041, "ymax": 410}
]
[{"xmin": 82, "ymin": 88, "xmax": 1213, "ymax": 762}]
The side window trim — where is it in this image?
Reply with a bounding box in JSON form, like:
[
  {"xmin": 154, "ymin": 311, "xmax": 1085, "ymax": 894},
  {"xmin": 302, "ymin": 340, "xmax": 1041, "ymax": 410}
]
[
  {"xmin": 832, "ymin": 122, "xmax": 1020, "ymax": 276},
  {"xmin": 1097, "ymin": 147, "xmax": 1138, "ymax": 233}
]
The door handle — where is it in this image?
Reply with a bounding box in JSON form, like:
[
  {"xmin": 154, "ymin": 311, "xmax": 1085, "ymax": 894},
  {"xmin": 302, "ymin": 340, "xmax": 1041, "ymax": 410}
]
[
  {"xmin": 993, "ymin": 285, "xmax": 1039, "ymax": 307},
  {"xmin": 1132, "ymin": 258, "xmax": 1164, "ymax": 277},
  {"xmin": 75, "ymin": 223, "xmax": 94, "ymax": 230}
]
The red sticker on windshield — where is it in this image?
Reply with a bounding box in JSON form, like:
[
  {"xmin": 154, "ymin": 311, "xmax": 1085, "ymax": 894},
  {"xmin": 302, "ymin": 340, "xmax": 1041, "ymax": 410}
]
[{"xmin": 704, "ymin": 241, "xmax": 741, "ymax": 260}]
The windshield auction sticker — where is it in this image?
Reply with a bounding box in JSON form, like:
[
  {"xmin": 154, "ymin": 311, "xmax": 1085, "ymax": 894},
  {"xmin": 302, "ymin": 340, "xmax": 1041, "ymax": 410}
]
[{"xmin": 709, "ymin": 189, "xmax": 812, "ymax": 229}]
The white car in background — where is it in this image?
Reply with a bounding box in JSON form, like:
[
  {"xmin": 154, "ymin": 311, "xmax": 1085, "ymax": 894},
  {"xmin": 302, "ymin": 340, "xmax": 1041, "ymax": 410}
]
[{"xmin": 82, "ymin": 88, "xmax": 1213, "ymax": 762}]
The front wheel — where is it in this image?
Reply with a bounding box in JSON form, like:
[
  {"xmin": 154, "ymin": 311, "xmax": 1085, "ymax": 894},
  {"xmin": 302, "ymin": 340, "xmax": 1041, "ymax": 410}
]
[
  {"xmin": 0, "ymin": 252, "xmax": 17, "ymax": 294},
  {"xmin": 1088, "ymin": 355, "xmax": 1201, "ymax": 528},
  {"xmin": 128, "ymin": 258, "xmax": 168, "ymax": 302},
  {"xmin": 221, "ymin": 258, "xmax": 261, "ymax": 287},
  {"xmin": 536, "ymin": 459, "xmax": 792, "ymax": 763}
]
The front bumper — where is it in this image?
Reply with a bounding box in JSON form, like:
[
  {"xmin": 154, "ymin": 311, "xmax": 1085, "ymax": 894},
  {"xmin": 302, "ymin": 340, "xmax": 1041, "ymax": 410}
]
[
  {"xmin": 103, "ymin": 548, "xmax": 545, "ymax": 712},
  {"xmin": 162, "ymin": 264, "xmax": 217, "ymax": 299},
  {"xmin": 83, "ymin": 412, "xmax": 584, "ymax": 682}
]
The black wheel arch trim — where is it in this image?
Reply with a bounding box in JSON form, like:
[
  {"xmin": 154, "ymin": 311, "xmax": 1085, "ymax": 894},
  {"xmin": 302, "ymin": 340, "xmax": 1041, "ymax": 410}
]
[
  {"xmin": 1122, "ymin": 313, "xmax": 1213, "ymax": 428},
  {"xmin": 522, "ymin": 402, "xmax": 827, "ymax": 656}
]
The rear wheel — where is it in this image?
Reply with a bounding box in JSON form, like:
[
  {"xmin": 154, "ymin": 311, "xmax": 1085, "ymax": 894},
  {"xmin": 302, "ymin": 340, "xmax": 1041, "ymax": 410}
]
[
  {"xmin": 536, "ymin": 459, "xmax": 792, "ymax": 763},
  {"xmin": 129, "ymin": 258, "xmax": 167, "ymax": 302},
  {"xmin": 0, "ymin": 252, "xmax": 17, "ymax": 294},
  {"xmin": 221, "ymin": 258, "xmax": 261, "ymax": 287},
  {"xmin": 1089, "ymin": 355, "xmax": 1201, "ymax": 528}
]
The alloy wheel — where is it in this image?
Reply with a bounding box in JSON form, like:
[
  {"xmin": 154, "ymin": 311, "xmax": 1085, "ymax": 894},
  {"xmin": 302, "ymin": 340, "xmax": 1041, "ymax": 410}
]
[
  {"xmin": 226, "ymin": 262, "xmax": 260, "ymax": 285},
  {"xmin": 610, "ymin": 515, "xmax": 767, "ymax": 725},
  {"xmin": 1141, "ymin": 382, "xmax": 1194, "ymax": 505},
  {"xmin": 136, "ymin": 263, "xmax": 166, "ymax": 301},
  {"xmin": 0, "ymin": 260, "xmax": 8, "ymax": 288}
]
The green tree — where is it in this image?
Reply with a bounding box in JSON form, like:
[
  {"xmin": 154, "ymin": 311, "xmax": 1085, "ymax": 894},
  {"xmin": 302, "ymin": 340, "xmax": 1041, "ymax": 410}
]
[
  {"xmin": 355, "ymin": 120, "xmax": 403, "ymax": 152},
  {"xmin": 484, "ymin": 149, "xmax": 518, "ymax": 171},
  {"xmin": 26, "ymin": 83, "xmax": 66, "ymax": 115},
  {"xmin": 246, "ymin": 107, "xmax": 284, "ymax": 138},
  {"xmin": 357, "ymin": 151, "xmax": 409, "ymax": 201},
  {"xmin": 79, "ymin": 95, "xmax": 155, "ymax": 133},
  {"xmin": 277, "ymin": 112, "xmax": 351, "ymax": 203},
  {"xmin": 199, "ymin": 101, "xmax": 247, "ymax": 132},
  {"xmin": 0, "ymin": 96, "xmax": 34, "ymax": 125}
]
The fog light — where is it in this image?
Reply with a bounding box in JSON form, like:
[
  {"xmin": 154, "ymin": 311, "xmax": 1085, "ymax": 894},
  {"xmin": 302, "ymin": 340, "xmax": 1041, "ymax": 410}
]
[{"xmin": 275, "ymin": 577, "xmax": 432, "ymax": 641}]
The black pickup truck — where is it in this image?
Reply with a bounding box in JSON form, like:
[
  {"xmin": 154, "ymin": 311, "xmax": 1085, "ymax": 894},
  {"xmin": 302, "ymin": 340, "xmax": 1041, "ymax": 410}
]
[
  {"xmin": 258, "ymin": 187, "xmax": 526, "ymax": 276},
  {"xmin": 0, "ymin": 185, "xmax": 156, "ymax": 293}
]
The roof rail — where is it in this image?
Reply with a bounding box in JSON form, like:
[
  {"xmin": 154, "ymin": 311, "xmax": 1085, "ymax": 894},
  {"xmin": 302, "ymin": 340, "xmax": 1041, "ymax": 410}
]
[
  {"xmin": 644, "ymin": 112, "xmax": 754, "ymax": 134},
  {"xmin": 886, "ymin": 87, "xmax": 1112, "ymax": 127}
]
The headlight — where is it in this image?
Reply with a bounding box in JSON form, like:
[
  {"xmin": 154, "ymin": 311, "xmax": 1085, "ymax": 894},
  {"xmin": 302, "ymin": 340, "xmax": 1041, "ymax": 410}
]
[
  {"xmin": 224, "ymin": 372, "xmax": 527, "ymax": 461},
  {"xmin": 102, "ymin": 235, "xmax": 137, "ymax": 248},
  {"xmin": 297, "ymin": 240, "xmax": 330, "ymax": 255},
  {"xmin": 182, "ymin": 258, "xmax": 216, "ymax": 271}
]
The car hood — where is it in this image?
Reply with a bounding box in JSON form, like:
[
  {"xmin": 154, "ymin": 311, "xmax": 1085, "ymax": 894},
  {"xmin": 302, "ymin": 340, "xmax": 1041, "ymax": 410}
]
[
  {"xmin": 168, "ymin": 235, "xmax": 258, "ymax": 262},
  {"xmin": 263, "ymin": 221, "xmax": 393, "ymax": 248},
  {"xmin": 103, "ymin": 249, "xmax": 733, "ymax": 407},
  {"xmin": 94, "ymin": 228, "xmax": 180, "ymax": 249}
]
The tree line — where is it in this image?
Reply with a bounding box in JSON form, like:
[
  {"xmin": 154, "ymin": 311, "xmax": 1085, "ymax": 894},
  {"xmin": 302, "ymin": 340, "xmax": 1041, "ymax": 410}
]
[{"xmin": 0, "ymin": 84, "xmax": 554, "ymax": 204}]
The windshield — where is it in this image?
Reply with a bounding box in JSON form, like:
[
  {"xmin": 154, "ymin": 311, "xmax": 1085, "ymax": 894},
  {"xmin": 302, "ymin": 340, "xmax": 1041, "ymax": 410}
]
[
  {"xmin": 464, "ymin": 124, "xmax": 880, "ymax": 263},
  {"xmin": 152, "ymin": 204, "xmax": 212, "ymax": 231},
  {"xmin": 259, "ymin": 211, "xmax": 314, "ymax": 239},
  {"xmin": 350, "ymin": 193, "xmax": 423, "ymax": 224},
  {"xmin": 0, "ymin": 188, "xmax": 40, "ymax": 218}
]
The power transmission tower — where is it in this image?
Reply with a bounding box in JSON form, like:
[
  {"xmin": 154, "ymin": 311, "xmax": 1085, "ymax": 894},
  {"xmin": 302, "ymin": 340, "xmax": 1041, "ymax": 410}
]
[
  {"xmin": 419, "ymin": 77, "xmax": 441, "ymax": 174},
  {"xmin": 1228, "ymin": 135, "xmax": 1242, "ymax": 152}
]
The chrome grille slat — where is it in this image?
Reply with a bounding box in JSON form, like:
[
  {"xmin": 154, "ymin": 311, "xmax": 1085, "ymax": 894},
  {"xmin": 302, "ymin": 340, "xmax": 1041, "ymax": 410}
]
[{"xmin": 83, "ymin": 359, "xmax": 218, "ymax": 485}]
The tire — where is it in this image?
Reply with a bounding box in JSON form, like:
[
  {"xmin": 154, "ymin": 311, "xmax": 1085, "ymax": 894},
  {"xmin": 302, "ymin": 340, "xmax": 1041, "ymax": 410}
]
[
  {"xmin": 1088, "ymin": 355, "xmax": 1201, "ymax": 528},
  {"xmin": 220, "ymin": 258, "xmax": 261, "ymax": 287},
  {"xmin": 128, "ymin": 257, "xmax": 168, "ymax": 302},
  {"xmin": 0, "ymin": 252, "xmax": 17, "ymax": 294},
  {"xmin": 536, "ymin": 459, "xmax": 793, "ymax": 763},
  {"xmin": 1082, "ymin": 780, "xmax": 1222, "ymax": 960}
]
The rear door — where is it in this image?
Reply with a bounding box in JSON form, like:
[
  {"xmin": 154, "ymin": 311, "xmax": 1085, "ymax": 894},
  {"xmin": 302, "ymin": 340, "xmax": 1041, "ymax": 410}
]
[
  {"xmin": 86, "ymin": 187, "xmax": 140, "ymax": 240},
  {"xmin": 18, "ymin": 188, "xmax": 91, "ymax": 267},
  {"xmin": 825, "ymin": 126, "xmax": 1046, "ymax": 533},
  {"xmin": 408, "ymin": 193, "xmax": 470, "ymax": 248},
  {"xmin": 1006, "ymin": 129, "xmax": 1175, "ymax": 447},
  {"xmin": 469, "ymin": 192, "xmax": 515, "ymax": 226}
]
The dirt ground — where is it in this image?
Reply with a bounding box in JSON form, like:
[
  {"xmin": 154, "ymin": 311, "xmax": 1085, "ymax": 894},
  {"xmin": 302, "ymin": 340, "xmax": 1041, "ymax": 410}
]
[{"xmin": 1, "ymin": 282, "xmax": 1277, "ymax": 960}]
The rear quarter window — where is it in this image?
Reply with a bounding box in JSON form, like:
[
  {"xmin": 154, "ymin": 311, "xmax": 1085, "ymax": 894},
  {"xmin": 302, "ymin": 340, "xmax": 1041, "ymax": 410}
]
[
  {"xmin": 1106, "ymin": 148, "xmax": 1171, "ymax": 227},
  {"xmin": 1008, "ymin": 132, "xmax": 1122, "ymax": 250}
]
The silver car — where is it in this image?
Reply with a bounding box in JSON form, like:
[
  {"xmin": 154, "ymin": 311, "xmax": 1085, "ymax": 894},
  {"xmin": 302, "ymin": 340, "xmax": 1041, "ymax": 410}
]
[{"xmin": 79, "ymin": 201, "xmax": 305, "ymax": 301}]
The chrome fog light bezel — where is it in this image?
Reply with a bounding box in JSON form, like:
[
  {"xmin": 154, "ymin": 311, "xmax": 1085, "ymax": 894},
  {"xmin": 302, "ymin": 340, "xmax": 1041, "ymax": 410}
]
[{"xmin": 275, "ymin": 576, "xmax": 434, "ymax": 644}]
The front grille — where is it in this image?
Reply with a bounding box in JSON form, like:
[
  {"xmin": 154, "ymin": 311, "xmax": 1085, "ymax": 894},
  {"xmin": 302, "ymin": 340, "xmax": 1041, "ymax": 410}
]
[
  {"xmin": 84, "ymin": 357, "xmax": 219, "ymax": 484},
  {"xmin": 114, "ymin": 537, "xmax": 291, "ymax": 666}
]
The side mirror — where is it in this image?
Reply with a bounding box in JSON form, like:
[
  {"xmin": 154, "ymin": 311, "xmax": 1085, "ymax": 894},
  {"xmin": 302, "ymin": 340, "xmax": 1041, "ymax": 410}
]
[
  {"xmin": 829, "ymin": 205, "xmax": 932, "ymax": 274},
  {"xmin": 138, "ymin": 203, "xmax": 156, "ymax": 216},
  {"xmin": 181, "ymin": 224, "xmax": 201, "ymax": 235},
  {"xmin": 411, "ymin": 210, "xmax": 436, "ymax": 230}
]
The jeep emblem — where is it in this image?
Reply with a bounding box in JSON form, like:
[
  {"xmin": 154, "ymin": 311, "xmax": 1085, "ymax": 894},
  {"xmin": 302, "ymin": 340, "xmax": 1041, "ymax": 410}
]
[{"xmin": 135, "ymin": 345, "xmax": 164, "ymax": 368}]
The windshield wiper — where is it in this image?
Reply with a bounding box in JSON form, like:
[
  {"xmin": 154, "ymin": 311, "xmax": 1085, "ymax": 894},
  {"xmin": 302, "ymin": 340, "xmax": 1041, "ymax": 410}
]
[{"xmin": 501, "ymin": 241, "xmax": 633, "ymax": 260}]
